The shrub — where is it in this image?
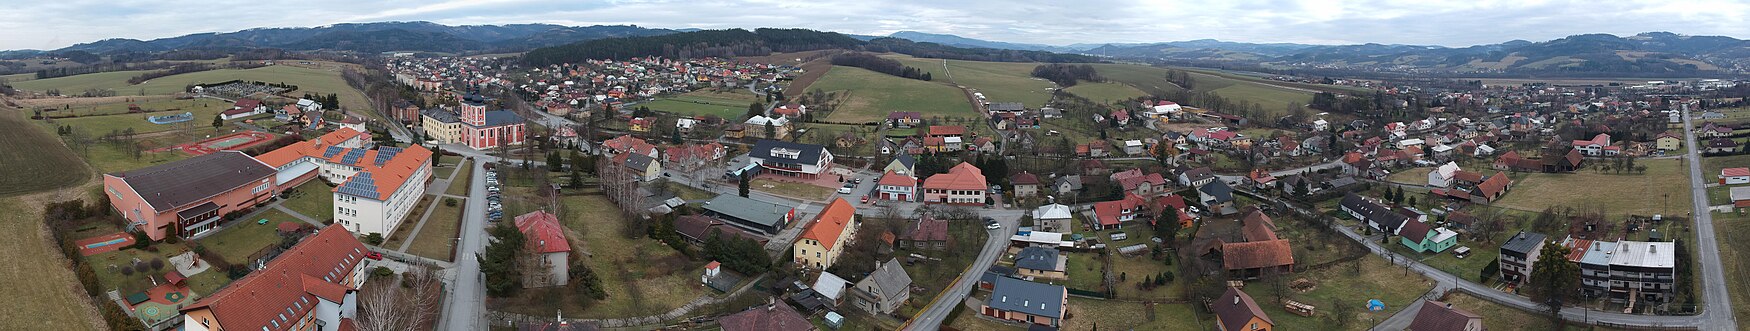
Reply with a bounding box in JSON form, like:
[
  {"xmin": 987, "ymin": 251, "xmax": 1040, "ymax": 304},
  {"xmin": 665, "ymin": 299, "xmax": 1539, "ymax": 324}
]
[
  {"xmin": 371, "ymin": 266, "xmax": 393, "ymax": 279},
  {"xmin": 150, "ymin": 259, "xmax": 164, "ymax": 271},
  {"xmin": 227, "ymin": 266, "xmax": 250, "ymax": 279},
  {"xmin": 119, "ymin": 265, "xmax": 134, "ymax": 276},
  {"xmin": 363, "ymin": 233, "xmax": 385, "ymax": 245},
  {"xmin": 445, "ymin": 198, "xmax": 458, "ymax": 207}
]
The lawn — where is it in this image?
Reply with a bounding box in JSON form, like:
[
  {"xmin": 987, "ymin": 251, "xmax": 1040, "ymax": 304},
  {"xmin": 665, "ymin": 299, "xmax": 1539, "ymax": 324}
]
[
  {"xmin": 492, "ymin": 195, "xmax": 702, "ymax": 319},
  {"xmin": 1270, "ymin": 255, "xmax": 1434, "ymax": 331},
  {"xmin": 406, "ymin": 199, "xmax": 463, "ymax": 261},
  {"xmin": 893, "ymin": 219, "xmax": 986, "ymax": 319},
  {"xmin": 1715, "ymin": 210, "xmax": 1750, "ymax": 324},
  {"xmin": 811, "ymin": 66, "xmax": 977, "ymax": 123},
  {"xmin": 279, "ymin": 180, "xmax": 334, "ymax": 220},
  {"xmin": 1060, "ymin": 299, "xmax": 1205, "ymax": 331},
  {"xmin": 0, "ymin": 109, "xmax": 90, "ymax": 197},
  {"xmin": 1495, "ymin": 158, "xmax": 1692, "ymax": 216},
  {"xmin": 1062, "ymin": 252, "xmax": 1105, "ymax": 291},
  {"xmin": 1388, "ymin": 167, "xmax": 1434, "ymax": 185},
  {"xmin": 0, "ymin": 197, "xmax": 106, "ymax": 330},
  {"xmin": 639, "ymin": 98, "xmax": 748, "ymax": 119},
  {"xmin": 197, "ymin": 209, "xmax": 302, "ymax": 264},
  {"xmin": 1108, "ymin": 253, "xmax": 1187, "ymax": 300},
  {"xmin": 750, "ymin": 178, "xmax": 833, "ymax": 201},
  {"xmin": 447, "ymin": 163, "xmax": 474, "ymax": 196},
  {"xmin": 662, "ymin": 181, "xmax": 717, "ymax": 201},
  {"xmin": 18, "ymin": 64, "xmax": 375, "ymax": 118},
  {"xmin": 87, "ymin": 243, "xmax": 193, "ymax": 294},
  {"xmin": 1702, "ymin": 153, "xmax": 1750, "ymax": 181},
  {"xmin": 1064, "ymin": 81, "xmax": 1149, "ymax": 104}
]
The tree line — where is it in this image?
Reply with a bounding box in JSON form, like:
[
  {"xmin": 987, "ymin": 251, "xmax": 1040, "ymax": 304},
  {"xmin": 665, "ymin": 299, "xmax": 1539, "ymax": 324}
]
[
  {"xmin": 127, "ymin": 63, "xmax": 215, "ymax": 84},
  {"xmin": 1031, "ymin": 63, "xmax": 1101, "ymax": 87},
  {"xmin": 830, "ymin": 52, "xmax": 931, "ymax": 81},
  {"xmin": 523, "ymin": 28, "xmax": 1102, "ymax": 67}
]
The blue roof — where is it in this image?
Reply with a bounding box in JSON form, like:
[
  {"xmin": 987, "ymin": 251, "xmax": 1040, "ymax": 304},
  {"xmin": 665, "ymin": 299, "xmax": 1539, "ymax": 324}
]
[
  {"xmin": 337, "ymin": 172, "xmax": 381, "ymax": 199},
  {"xmin": 987, "ymin": 277, "xmax": 1065, "ymax": 318}
]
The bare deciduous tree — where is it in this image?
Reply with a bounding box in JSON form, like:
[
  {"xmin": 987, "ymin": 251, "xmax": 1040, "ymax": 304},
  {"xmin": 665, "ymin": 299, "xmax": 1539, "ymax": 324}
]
[{"xmin": 356, "ymin": 266, "xmax": 443, "ymax": 331}]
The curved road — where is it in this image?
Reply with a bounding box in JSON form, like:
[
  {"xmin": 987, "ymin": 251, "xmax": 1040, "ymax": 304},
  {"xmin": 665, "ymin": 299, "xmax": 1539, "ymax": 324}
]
[{"xmin": 903, "ymin": 213, "xmax": 1019, "ymax": 331}]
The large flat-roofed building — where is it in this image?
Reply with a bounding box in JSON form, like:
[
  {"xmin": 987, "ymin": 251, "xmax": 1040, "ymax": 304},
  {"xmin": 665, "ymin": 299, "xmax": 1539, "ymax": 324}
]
[
  {"xmin": 180, "ymin": 226, "xmax": 370, "ymax": 331},
  {"xmin": 1606, "ymin": 240, "xmax": 1676, "ymax": 304},
  {"xmin": 700, "ymin": 194, "xmax": 795, "ymax": 235},
  {"xmin": 103, "ymin": 151, "xmax": 280, "ymax": 240}
]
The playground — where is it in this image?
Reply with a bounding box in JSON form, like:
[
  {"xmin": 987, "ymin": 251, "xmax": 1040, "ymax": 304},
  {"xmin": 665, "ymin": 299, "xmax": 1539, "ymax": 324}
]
[
  {"xmin": 73, "ymin": 232, "xmax": 134, "ymax": 256},
  {"xmin": 169, "ymin": 131, "xmax": 275, "ymax": 155},
  {"xmin": 126, "ymin": 278, "xmax": 192, "ymax": 326}
]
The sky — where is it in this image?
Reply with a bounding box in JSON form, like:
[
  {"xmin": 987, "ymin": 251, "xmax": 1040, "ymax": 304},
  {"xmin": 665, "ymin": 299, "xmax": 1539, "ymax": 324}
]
[{"xmin": 6, "ymin": 0, "xmax": 1750, "ymax": 51}]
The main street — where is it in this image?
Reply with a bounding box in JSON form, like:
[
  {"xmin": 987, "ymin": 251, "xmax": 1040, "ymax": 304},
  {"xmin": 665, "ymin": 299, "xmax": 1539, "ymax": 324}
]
[{"xmin": 436, "ymin": 160, "xmax": 490, "ymax": 331}]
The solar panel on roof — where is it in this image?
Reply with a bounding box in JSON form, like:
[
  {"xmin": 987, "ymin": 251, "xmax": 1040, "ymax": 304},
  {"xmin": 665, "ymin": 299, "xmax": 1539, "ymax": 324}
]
[
  {"xmin": 338, "ymin": 172, "xmax": 381, "ymax": 199},
  {"xmin": 340, "ymin": 149, "xmax": 366, "ymax": 165},
  {"xmin": 374, "ymin": 147, "xmax": 403, "ymax": 166},
  {"xmin": 322, "ymin": 146, "xmax": 344, "ymax": 158}
]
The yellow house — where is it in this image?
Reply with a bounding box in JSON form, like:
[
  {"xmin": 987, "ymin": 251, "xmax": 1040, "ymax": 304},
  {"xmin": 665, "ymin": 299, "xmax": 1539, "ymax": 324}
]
[
  {"xmin": 1656, "ymin": 132, "xmax": 1682, "ymax": 151},
  {"xmin": 421, "ymin": 109, "xmax": 464, "ymax": 144},
  {"xmin": 794, "ymin": 198, "xmax": 858, "ymax": 269},
  {"xmin": 1215, "ymin": 287, "xmax": 1275, "ymax": 331}
]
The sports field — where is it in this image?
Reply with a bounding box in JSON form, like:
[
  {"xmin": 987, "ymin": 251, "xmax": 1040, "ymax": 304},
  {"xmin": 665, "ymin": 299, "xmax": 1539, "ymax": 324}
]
[
  {"xmin": 0, "ymin": 109, "xmax": 89, "ymax": 197},
  {"xmin": 43, "ymin": 98, "xmax": 235, "ymax": 137},
  {"xmin": 811, "ymin": 66, "xmax": 976, "ymax": 123}
]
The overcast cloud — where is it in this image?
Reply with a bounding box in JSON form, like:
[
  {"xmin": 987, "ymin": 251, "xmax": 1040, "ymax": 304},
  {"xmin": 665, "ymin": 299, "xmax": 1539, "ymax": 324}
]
[{"xmin": 6, "ymin": 0, "xmax": 1750, "ymax": 51}]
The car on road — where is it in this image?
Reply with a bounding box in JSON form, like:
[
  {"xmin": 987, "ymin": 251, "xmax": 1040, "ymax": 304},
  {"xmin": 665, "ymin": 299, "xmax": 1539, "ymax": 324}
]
[
  {"xmin": 861, "ymin": 196, "xmax": 869, "ymax": 204},
  {"xmin": 364, "ymin": 252, "xmax": 383, "ymax": 260},
  {"xmin": 985, "ymin": 220, "xmax": 1002, "ymax": 230},
  {"xmin": 837, "ymin": 184, "xmax": 854, "ymax": 194}
]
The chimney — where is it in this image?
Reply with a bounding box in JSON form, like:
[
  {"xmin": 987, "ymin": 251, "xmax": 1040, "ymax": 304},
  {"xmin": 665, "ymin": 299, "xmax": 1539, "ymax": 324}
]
[{"xmin": 1233, "ymin": 295, "xmax": 1240, "ymax": 305}]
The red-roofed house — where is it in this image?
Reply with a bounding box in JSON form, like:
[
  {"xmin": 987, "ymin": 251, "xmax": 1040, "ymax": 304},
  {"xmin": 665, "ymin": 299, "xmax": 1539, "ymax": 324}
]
[
  {"xmin": 1149, "ymin": 194, "xmax": 1197, "ymax": 228},
  {"xmin": 794, "ymin": 198, "xmax": 859, "ymax": 270},
  {"xmin": 1091, "ymin": 193, "xmax": 1149, "ymax": 230},
  {"xmin": 180, "ymin": 227, "xmax": 369, "ymax": 331},
  {"xmin": 516, "ymin": 211, "xmax": 571, "ymax": 287},
  {"xmin": 876, "ymin": 171, "xmax": 918, "ymax": 202},
  {"xmin": 923, "ymin": 162, "xmax": 988, "ymax": 205},
  {"xmin": 1723, "ymin": 168, "xmax": 1750, "ymax": 185},
  {"xmin": 1572, "ymin": 133, "xmax": 1617, "ymax": 156}
]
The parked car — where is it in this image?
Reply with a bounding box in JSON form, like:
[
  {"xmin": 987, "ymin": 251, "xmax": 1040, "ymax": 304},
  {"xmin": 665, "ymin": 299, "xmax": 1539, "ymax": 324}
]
[
  {"xmin": 364, "ymin": 252, "xmax": 383, "ymax": 260},
  {"xmin": 837, "ymin": 184, "xmax": 854, "ymax": 194}
]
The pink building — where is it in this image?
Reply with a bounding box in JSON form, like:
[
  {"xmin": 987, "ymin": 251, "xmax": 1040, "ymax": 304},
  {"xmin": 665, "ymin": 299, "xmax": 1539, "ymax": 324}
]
[
  {"xmin": 104, "ymin": 151, "xmax": 281, "ymax": 240},
  {"xmin": 458, "ymin": 95, "xmax": 527, "ymax": 150}
]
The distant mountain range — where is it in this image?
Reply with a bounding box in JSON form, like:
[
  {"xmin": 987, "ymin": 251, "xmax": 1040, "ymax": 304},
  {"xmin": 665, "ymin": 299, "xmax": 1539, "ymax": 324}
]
[
  {"xmin": 35, "ymin": 21, "xmax": 679, "ymax": 55},
  {"xmin": 14, "ymin": 22, "xmax": 1750, "ymax": 75}
]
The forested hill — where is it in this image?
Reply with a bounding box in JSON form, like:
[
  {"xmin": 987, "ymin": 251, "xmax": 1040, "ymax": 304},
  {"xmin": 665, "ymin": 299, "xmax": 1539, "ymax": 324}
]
[{"xmin": 522, "ymin": 28, "xmax": 1099, "ymax": 66}]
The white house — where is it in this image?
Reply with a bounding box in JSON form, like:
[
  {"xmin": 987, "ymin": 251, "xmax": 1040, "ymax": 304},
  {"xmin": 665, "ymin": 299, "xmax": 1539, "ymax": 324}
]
[
  {"xmin": 1427, "ymin": 162, "xmax": 1461, "ymax": 187},
  {"xmin": 1723, "ymin": 168, "xmax": 1750, "ymax": 185},
  {"xmin": 297, "ymin": 98, "xmax": 324, "ymax": 113}
]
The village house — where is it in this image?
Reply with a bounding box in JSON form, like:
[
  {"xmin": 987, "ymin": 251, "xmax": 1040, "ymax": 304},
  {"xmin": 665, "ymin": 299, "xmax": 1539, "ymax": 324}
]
[
  {"xmin": 1398, "ymin": 216, "xmax": 1458, "ymax": 253},
  {"xmin": 876, "ymin": 171, "xmax": 918, "ymax": 202},
  {"xmin": 1724, "ymin": 168, "xmax": 1750, "ymax": 185},
  {"xmin": 1698, "ymin": 122, "xmax": 1734, "ymax": 138},
  {"xmin": 1407, "ymin": 301, "xmax": 1484, "ymax": 331},
  {"xmin": 886, "ymin": 112, "xmax": 922, "ymax": 128},
  {"xmin": 980, "ymin": 277, "xmax": 1067, "ymax": 327},
  {"xmin": 1214, "ymin": 209, "xmax": 1295, "ymax": 279},
  {"xmin": 1707, "ymin": 137, "xmax": 1739, "ymax": 153},
  {"xmin": 1011, "ymin": 171, "xmax": 1041, "ymax": 197},
  {"xmin": 629, "ymin": 117, "xmax": 653, "ymax": 132},
  {"xmin": 1499, "ymin": 231, "xmax": 1547, "ymax": 285},
  {"xmin": 851, "ymin": 259, "xmax": 913, "ymax": 315},
  {"xmin": 1179, "ymin": 167, "xmax": 1217, "ymax": 187},
  {"xmin": 1032, "ymin": 203, "xmax": 1075, "ymax": 233},
  {"xmin": 1655, "ymin": 132, "xmax": 1683, "ymax": 151},
  {"xmin": 1572, "ymin": 133, "xmax": 1619, "ymax": 156},
  {"xmin": 1340, "ymin": 193, "xmax": 1412, "ymax": 235},
  {"xmin": 1112, "ymin": 169, "xmax": 1168, "ymax": 197},
  {"xmin": 516, "ymin": 211, "xmax": 571, "ymax": 288},
  {"xmin": 794, "ymin": 198, "xmax": 859, "ymax": 270},
  {"xmin": 748, "ymin": 140, "xmax": 834, "ymax": 179},
  {"xmin": 1092, "ymin": 193, "xmax": 1149, "ymax": 230},
  {"xmin": 897, "ymin": 214, "xmax": 949, "ymax": 250},
  {"xmin": 1198, "ymin": 181, "xmax": 1237, "ymax": 214},
  {"xmin": 1014, "ymin": 246, "xmax": 1068, "ymax": 280},
  {"xmin": 922, "ymin": 162, "xmax": 988, "ymax": 205},
  {"xmin": 883, "ymin": 153, "xmax": 917, "ymax": 176},
  {"xmin": 1214, "ymin": 287, "xmax": 1275, "ymax": 331}
]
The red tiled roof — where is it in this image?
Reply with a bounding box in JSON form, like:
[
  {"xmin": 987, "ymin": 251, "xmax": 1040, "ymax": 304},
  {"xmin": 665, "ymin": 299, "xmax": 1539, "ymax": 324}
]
[
  {"xmin": 923, "ymin": 162, "xmax": 987, "ymax": 191},
  {"xmin": 928, "ymin": 125, "xmax": 967, "ymax": 136},
  {"xmin": 181, "ymin": 227, "xmax": 368, "ymax": 331},
  {"xmin": 877, "ymin": 171, "xmax": 916, "ymax": 187},
  {"xmin": 516, "ymin": 211, "xmax": 571, "ymax": 254},
  {"xmin": 1724, "ymin": 168, "xmax": 1750, "ymax": 177},
  {"xmin": 1240, "ymin": 210, "xmax": 1279, "ymax": 242},
  {"xmin": 718, "ymin": 303, "xmax": 812, "ymax": 331},
  {"xmin": 899, "ymin": 214, "xmax": 949, "ymax": 243},
  {"xmin": 1221, "ymin": 239, "xmax": 1295, "ymax": 270},
  {"xmin": 1476, "ymin": 171, "xmax": 1511, "ymax": 199},
  {"xmin": 800, "ymin": 198, "xmax": 856, "ymax": 251},
  {"xmin": 1011, "ymin": 172, "xmax": 1040, "ymax": 185},
  {"xmin": 1093, "ymin": 193, "xmax": 1147, "ymax": 226}
]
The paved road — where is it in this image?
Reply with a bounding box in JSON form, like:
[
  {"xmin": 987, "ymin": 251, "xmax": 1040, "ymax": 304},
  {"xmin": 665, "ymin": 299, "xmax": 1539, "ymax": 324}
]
[
  {"xmin": 437, "ymin": 160, "xmax": 489, "ymax": 331},
  {"xmin": 1679, "ymin": 103, "xmax": 1736, "ymax": 330},
  {"xmin": 903, "ymin": 212, "xmax": 1020, "ymax": 331}
]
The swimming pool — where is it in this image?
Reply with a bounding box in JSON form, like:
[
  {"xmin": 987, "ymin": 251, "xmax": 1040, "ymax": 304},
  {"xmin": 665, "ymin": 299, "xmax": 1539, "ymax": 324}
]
[{"xmin": 83, "ymin": 238, "xmax": 127, "ymax": 249}]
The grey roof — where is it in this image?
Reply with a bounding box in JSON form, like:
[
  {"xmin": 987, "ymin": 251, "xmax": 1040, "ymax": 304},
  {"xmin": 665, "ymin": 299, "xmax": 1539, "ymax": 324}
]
[
  {"xmin": 894, "ymin": 153, "xmax": 916, "ymax": 169},
  {"xmin": 1199, "ymin": 180, "xmax": 1234, "ymax": 203},
  {"xmin": 1182, "ymin": 167, "xmax": 1215, "ymax": 183},
  {"xmin": 988, "ymin": 102, "xmax": 1025, "ymax": 112},
  {"xmin": 1325, "ymin": 177, "xmax": 1358, "ymax": 189},
  {"xmin": 1015, "ymin": 246, "xmax": 1062, "ymax": 271},
  {"xmin": 1341, "ymin": 193, "xmax": 1409, "ymax": 230},
  {"xmin": 1501, "ymin": 231, "xmax": 1547, "ymax": 254},
  {"xmin": 702, "ymin": 194, "xmax": 792, "ymax": 228},
  {"xmin": 813, "ymin": 271, "xmax": 849, "ymax": 300},
  {"xmin": 477, "ymin": 110, "xmax": 525, "ymax": 127},
  {"xmin": 624, "ymin": 153, "xmax": 655, "ymax": 170},
  {"xmin": 750, "ymin": 140, "xmax": 828, "ymax": 165},
  {"xmin": 865, "ymin": 259, "xmax": 913, "ymax": 298},
  {"xmin": 1055, "ymin": 175, "xmax": 1083, "ymax": 190},
  {"xmin": 987, "ymin": 277, "xmax": 1066, "ymax": 318},
  {"xmin": 1579, "ymin": 240, "xmax": 1618, "ymax": 266},
  {"xmin": 422, "ymin": 108, "xmax": 459, "ymax": 123},
  {"xmin": 110, "ymin": 151, "xmax": 275, "ymax": 212}
]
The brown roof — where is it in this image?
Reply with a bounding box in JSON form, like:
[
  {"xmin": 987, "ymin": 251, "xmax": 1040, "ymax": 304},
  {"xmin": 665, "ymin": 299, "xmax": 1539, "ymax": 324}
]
[
  {"xmin": 1239, "ymin": 209, "xmax": 1279, "ymax": 242},
  {"xmin": 717, "ymin": 302, "xmax": 814, "ymax": 331},
  {"xmin": 1476, "ymin": 171, "xmax": 1511, "ymax": 199},
  {"xmin": 109, "ymin": 151, "xmax": 276, "ymax": 212},
  {"xmin": 1221, "ymin": 239, "xmax": 1295, "ymax": 270},
  {"xmin": 800, "ymin": 198, "xmax": 856, "ymax": 250},
  {"xmin": 899, "ymin": 214, "xmax": 949, "ymax": 243},
  {"xmin": 1011, "ymin": 171, "xmax": 1041, "ymax": 185},
  {"xmin": 1214, "ymin": 287, "xmax": 1274, "ymax": 331},
  {"xmin": 1446, "ymin": 211, "xmax": 1477, "ymax": 226},
  {"xmin": 181, "ymin": 227, "xmax": 368, "ymax": 330},
  {"xmin": 1407, "ymin": 301, "xmax": 1483, "ymax": 331},
  {"xmin": 1400, "ymin": 219, "xmax": 1433, "ymax": 242}
]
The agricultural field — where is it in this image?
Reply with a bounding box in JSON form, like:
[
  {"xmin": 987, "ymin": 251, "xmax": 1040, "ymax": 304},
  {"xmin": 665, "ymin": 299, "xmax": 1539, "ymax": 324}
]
[
  {"xmin": 639, "ymin": 98, "xmax": 747, "ymax": 119},
  {"xmin": 11, "ymin": 70, "xmax": 156, "ymax": 93},
  {"xmin": 1495, "ymin": 158, "xmax": 1691, "ymax": 216},
  {"xmin": 886, "ymin": 54, "xmax": 1056, "ymax": 108},
  {"xmin": 1064, "ymin": 81, "xmax": 1148, "ymax": 104},
  {"xmin": 811, "ymin": 66, "xmax": 977, "ymax": 123},
  {"xmin": 0, "ymin": 108, "xmax": 90, "ymax": 197},
  {"xmin": 13, "ymin": 64, "xmax": 376, "ymax": 118},
  {"xmin": 1090, "ymin": 63, "xmax": 1319, "ymax": 119},
  {"xmin": 0, "ymin": 197, "xmax": 105, "ymax": 330},
  {"xmin": 44, "ymin": 99, "xmax": 236, "ymax": 137}
]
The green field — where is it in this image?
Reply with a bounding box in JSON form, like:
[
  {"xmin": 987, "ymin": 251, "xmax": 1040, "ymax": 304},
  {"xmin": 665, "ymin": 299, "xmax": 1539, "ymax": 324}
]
[
  {"xmin": 0, "ymin": 110, "xmax": 90, "ymax": 197},
  {"xmin": 677, "ymin": 89, "xmax": 762, "ymax": 104},
  {"xmin": 1090, "ymin": 63, "xmax": 1318, "ymax": 118},
  {"xmin": 1064, "ymin": 81, "xmax": 1148, "ymax": 104},
  {"xmin": 812, "ymin": 66, "xmax": 976, "ymax": 123},
  {"xmin": 639, "ymin": 98, "xmax": 746, "ymax": 119},
  {"xmin": 887, "ymin": 55, "xmax": 1056, "ymax": 108},
  {"xmin": 1, "ymin": 72, "xmax": 37, "ymax": 82},
  {"xmin": 45, "ymin": 99, "xmax": 236, "ymax": 137},
  {"xmin": 198, "ymin": 209, "xmax": 302, "ymax": 264},
  {"xmin": 12, "ymin": 70, "xmax": 157, "ymax": 93}
]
